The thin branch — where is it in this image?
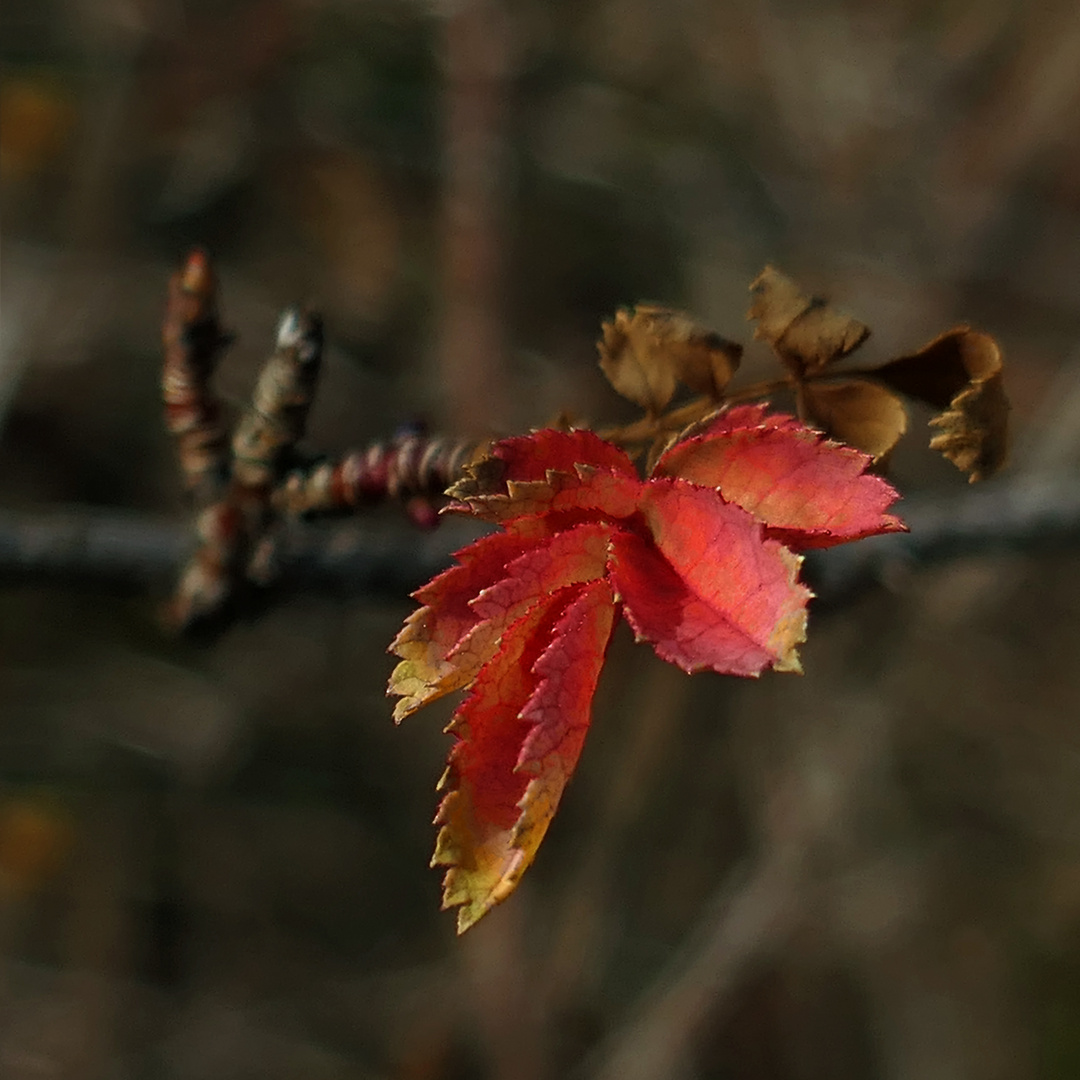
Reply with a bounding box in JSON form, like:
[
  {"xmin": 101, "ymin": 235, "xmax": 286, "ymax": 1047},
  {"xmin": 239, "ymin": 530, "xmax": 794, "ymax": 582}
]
[
  {"xmin": 723, "ymin": 376, "xmax": 795, "ymax": 405},
  {"xmin": 596, "ymin": 378, "xmax": 793, "ymax": 450},
  {"xmin": 274, "ymin": 435, "xmax": 480, "ymax": 525},
  {"xmin": 1, "ymin": 472, "xmax": 1079, "ymax": 604},
  {"xmin": 804, "ymin": 469, "xmax": 1080, "ymax": 603},
  {"xmin": 0, "ymin": 508, "xmax": 187, "ymax": 588},
  {"xmin": 157, "ymin": 249, "xmax": 484, "ymax": 631},
  {"xmin": 0, "ymin": 507, "xmax": 484, "ymax": 602},
  {"xmin": 231, "ymin": 308, "xmax": 324, "ymax": 491},
  {"xmin": 598, "ymin": 396, "xmax": 719, "ymax": 447},
  {"xmin": 436, "ymin": 0, "xmax": 512, "ymax": 433},
  {"xmin": 169, "ymin": 307, "xmax": 327, "ymax": 627},
  {"xmin": 161, "ymin": 248, "xmax": 231, "ymax": 502}
]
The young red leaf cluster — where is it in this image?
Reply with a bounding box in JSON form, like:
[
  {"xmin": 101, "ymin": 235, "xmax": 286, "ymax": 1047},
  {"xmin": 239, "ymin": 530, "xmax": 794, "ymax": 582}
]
[{"xmin": 389, "ymin": 406, "xmax": 904, "ymax": 931}]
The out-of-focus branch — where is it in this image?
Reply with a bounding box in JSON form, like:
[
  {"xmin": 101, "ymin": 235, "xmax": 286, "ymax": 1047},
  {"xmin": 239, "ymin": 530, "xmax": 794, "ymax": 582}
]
[
  {"xmin": 584, "ymin": 848, "xmax": 804, "ymax": 1080},
  {"xmin": 805, "ymin": 470, "xmax": 1080, "ymax": 603},
  {"xmin": 273, "ymin": 435, "xmax": 478, "ymax": 525},
  {"xmin": 0, "ymin": 508, "xmax": 482, "ymax": 601},
  {"xmin": 0, "ymin": 509, "xmax": 187, "ymax": 588},
  {"xmin": 1, "ymin": 473, "xmax": 1079, "ymax": 603},
  {"xmin": 436, "ymin": 0, "xmax": 512, "ymax": 433},
  {"xmin": 161, "ymin": 248, "xmax": 231, "ymax": 502},
  {"xmin": 170, "ymin": 306, "xmax": 327, "ymax": 627},
  {"xmin": 158, "ymin": 249, "xmax": 485, "ymax": 632}
]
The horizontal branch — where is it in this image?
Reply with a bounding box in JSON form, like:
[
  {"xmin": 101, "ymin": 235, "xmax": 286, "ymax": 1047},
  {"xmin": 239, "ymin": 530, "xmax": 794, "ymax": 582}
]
[
  {"xmin": 0, "ymin": 507, "xmax": 484, "ymax": 602},
  {"xmin": 806, "ymin": 469, "xmax": 1080, "ymax": 602},
  {"xmin": 1, "ymin": 471, "xmax": 1078, "ymax": 607}
]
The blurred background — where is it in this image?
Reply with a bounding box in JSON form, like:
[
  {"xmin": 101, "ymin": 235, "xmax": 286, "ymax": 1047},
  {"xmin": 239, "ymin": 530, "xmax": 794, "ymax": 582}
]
[{"xmin": 2, "ymin": 1, "xmax": 1079, "ymax": 1077}]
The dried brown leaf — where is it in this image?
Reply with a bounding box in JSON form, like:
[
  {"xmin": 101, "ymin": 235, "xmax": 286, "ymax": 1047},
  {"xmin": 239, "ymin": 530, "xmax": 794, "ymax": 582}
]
[
  {"xmin": 801, "ymin": 379, "xmax": 909, "ymax": 460},
  {"xmin": 748, "ymin": 266, "xmax": 869, "ymax": 376},
  {"xmin": 444, "ymin": 451, "xmax": 505, "ymax": 503},
  {"xmin": 598, "ymin": 305, "xmax": 741, "ymax": 413},
  {"xmin": 874, "ymin": 327, "xmax": 1008, "ymax": 481}
]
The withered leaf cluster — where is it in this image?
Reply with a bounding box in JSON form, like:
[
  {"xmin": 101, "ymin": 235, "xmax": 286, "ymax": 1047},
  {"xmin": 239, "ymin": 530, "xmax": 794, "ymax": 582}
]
[
  {"xmin": 599, "ymin": 266, "xmax": 1010, "ymax": 483},
  {"xmin": 875, "ymin": 327, "xmax": 1008, "ymax": 482},
  {"xmin": 748, "ymin": 265, "xmax": 869, "ymax": 375},
  {"xmin": 598, "ymin": 305, "xmax": 743, "ymax": 414}
]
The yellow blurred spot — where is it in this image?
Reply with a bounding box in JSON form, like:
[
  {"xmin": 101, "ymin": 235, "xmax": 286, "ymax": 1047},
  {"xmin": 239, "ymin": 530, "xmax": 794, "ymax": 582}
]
[
  {"xmin": 0, "ymin": 798, "xmax": 73, "ymax": 894},
  {"xmin": 0, "ymin": 77, "xmax": 76, "ymax": 182}
]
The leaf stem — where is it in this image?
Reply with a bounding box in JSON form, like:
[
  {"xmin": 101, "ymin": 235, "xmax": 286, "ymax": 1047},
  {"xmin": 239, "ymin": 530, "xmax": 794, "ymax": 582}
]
[
  {"xmin": 723, "ymin": 376, "xmax": 795, "ymax": 404},
  {"xmin": 599, "ymin": 377, "xmax": 794, "ymax": 448},
  {"xmin": 598, "ymin": 397, "xmax": 718, "ymax": 446}
]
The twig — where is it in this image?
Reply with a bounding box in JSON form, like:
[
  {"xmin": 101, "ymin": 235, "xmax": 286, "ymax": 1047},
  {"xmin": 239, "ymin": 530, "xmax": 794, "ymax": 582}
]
[
  {"xmin": 596, "ymin": 378, "xmax": 793, "ymax": 452},
  {"xmin": 598, "ymin": 397, "xmax": 720, "ymax": 448},
  {"xmin": 1, "ymin": 472, "xmax": 1079, "ymax": 603},
  {"xmin": 170, "ymin": 308, "xmax": 327, "ymax": 627},
  {"xmin": 436, "ymin": 0, "xmax": 512, "ymax": 433},
  {"xmin": 0, "ymin": 508, "xmax": 186, "ymax": 586},
  {"xmin": 0, "ymin": 507, "xmax": 482, "ymax": 600},
  {"xmin": 274, "ymin": 435, "xmax": 479, "ymax": 527},
  {"xmin": 159, "ymin": 249, "xmax": 484, "ymax": 631},
  {"xmin": 161, "ymin": 249, "xmax": 231, "ymax": 501},
  {"xmin": 231, "ymin": 308, "xmax": 324, "ymax": 491},
  {"xmin": 805, "ymin": 469, "xmax": 1080, "ymax": 603}
]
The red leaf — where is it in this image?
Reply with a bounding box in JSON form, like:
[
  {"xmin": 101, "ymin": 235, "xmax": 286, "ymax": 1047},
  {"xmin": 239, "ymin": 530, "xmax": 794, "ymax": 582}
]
[
  {"xmin": 452, "ymin": 464, "xmax": 642, "ymax": 527},
  {"xmin": 444, "ymin": 428, "xmax": 640, "ymax": 526},
  {"xmin": 492, "ymin": 428, "xmax": 639, "ymax": 482},
  {"xmin": 655, "ymin": 405, "xmax": 905, "ymax": 548},
  {"xmin": 701, "ymin": 403, "xmax": 802, "ymax": 435},
  {"xmin": 432, "ymin": 588, "xmax": 572, "ymax": 929},
  {"xmin": 612, "ymin": 481, "xmax": 809, "ymax": 675},
  {"xmin": 389, "ymin": 531, "xmax": 538, "ymax": 721},
  {"xmin": 390, "ymin": 414, "xmax": 904, "ymax": 930},
  {"xmin": 442, "ymin": 521, "xmax": 614, "ymax": 695},
  {"xmin": 433, "ymin": 578, "xmax": 616, "ymax": 932}
]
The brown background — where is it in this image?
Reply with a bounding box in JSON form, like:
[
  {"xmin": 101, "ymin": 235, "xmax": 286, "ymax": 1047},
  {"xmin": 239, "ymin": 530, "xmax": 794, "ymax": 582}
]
[{"xmin": 2, "ymin": 1, "xmax": 1079, "ymax": 1077}]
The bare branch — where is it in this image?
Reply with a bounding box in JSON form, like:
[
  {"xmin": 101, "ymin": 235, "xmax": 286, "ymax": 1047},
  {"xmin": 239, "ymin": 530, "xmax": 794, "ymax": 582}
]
[
  {"xmin": 231, "ymin": 308, "xmax": 324, "ymax": 491},
  {"xmin": 0, "ymin": 506, "xmax": 482, "ymax": 601},
  {"xmin": 1, "ymin": 473, "xmax": 1078, "ymax": 605},
  {"xmin": 0, "ymin": 508, "xmax": 186, "ymax": 587},
  {"xmin": 806, "ymin": 470, "xmax": 1080, "ymax": 603},
  {"xmin": 274, "ymin": 435, "xmax": 481, "ymax": 526},
  {"xmin": 170, "ymin": 307, "xmax": 328, "ymax": 628},
  {"xmin": 161, "ymin": 249, "xmax": 231, "ymax": 502},
  {"xmin": 436, "ymin": 0, "xmax": 512, "ymax": 432},
  {"xmin": 157, "ymin": 249, "xmax": 486, "ymax": 631}
]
